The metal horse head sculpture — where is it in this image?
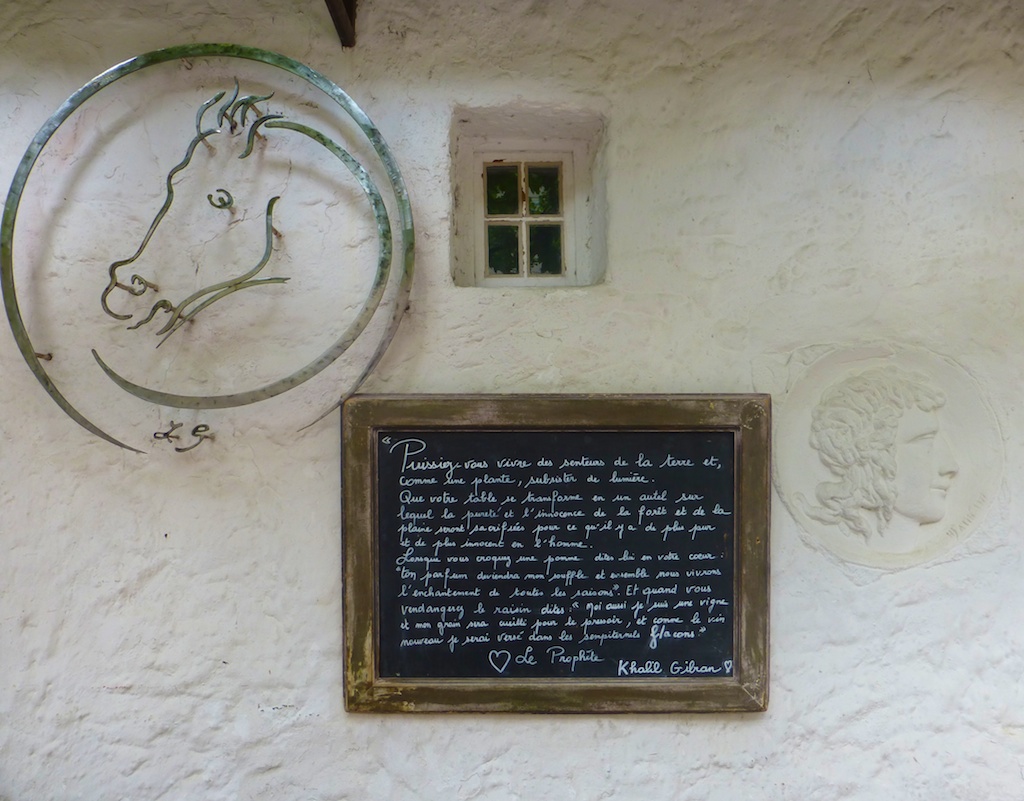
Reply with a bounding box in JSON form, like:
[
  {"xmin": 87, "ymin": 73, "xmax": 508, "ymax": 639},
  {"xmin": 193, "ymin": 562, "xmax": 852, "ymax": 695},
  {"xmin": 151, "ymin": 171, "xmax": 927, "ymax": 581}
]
[{"xmin": 100, "ymin": 82, "xmax": 288, "ymax": 346}]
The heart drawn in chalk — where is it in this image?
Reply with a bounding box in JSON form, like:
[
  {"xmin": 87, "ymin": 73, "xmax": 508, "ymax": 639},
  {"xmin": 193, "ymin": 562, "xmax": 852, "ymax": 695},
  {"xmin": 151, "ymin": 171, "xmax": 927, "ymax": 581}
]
[
  {"xmin": 724, "ymin": 660, "xmax": 734, "ymax": 673},
  {"xmin": 488, "ymin": 649, "xmax": 512, "ymax": 673}
]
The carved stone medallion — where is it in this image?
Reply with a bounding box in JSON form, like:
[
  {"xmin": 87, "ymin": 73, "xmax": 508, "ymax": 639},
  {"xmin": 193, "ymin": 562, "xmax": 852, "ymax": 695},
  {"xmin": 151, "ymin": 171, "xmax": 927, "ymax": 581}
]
[{"xmin": 774, "ymin": 346, "xmax": 1003, "ymax": 568}]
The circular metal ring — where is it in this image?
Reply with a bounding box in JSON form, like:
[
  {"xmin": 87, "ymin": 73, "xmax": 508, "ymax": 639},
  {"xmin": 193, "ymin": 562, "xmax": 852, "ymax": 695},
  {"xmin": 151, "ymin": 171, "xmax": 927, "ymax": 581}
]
[{"xmin": 1, "ymin": 43, "xmax": 414, "ymax": 451}]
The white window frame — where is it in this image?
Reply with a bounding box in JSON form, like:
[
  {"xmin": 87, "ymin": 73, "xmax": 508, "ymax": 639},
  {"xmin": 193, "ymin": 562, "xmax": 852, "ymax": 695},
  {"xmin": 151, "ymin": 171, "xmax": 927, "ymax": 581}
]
[
  {"xmin": 476, "ymin": 149, "xmax": 576, "ymax": 286},
  {"xmin": 450, "ymin": 107, "xmax": 605, "ymax": 288}
]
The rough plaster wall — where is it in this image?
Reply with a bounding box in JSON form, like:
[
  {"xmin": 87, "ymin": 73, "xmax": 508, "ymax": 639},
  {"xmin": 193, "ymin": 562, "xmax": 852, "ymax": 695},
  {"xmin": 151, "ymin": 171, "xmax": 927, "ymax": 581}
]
[{"xmin": 1, "ymin": 0, "xmax": 1024, "ymax": 798}]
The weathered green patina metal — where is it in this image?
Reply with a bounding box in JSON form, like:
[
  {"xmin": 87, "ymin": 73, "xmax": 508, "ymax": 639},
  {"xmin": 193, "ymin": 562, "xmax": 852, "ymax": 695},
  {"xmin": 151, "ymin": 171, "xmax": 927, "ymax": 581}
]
[{"xmin": 1, "ymin": 43, "xmax": 414, "ymax": 450}]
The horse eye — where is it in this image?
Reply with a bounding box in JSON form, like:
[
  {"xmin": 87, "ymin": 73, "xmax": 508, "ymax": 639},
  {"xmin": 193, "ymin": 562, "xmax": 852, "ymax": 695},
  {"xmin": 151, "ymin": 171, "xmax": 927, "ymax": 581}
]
[{"xmin": 207, "ymin": 188, "xmax": 234, "ymax": 209}]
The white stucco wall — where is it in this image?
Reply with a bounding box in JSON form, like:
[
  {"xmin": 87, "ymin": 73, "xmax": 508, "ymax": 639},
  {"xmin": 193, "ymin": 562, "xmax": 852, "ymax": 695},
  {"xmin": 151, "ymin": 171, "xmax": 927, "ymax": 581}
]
[{"xmin": 2, "ymin": 0, "xmax": 1024, "ymax": 798}]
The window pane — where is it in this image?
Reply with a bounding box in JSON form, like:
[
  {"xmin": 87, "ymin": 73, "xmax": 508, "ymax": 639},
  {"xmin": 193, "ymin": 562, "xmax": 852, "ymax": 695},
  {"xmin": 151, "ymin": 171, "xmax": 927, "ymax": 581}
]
[
  {"xmin": 487, "ymin": 225, "xmax": 520, "ymax": 274},
  {"xmin": 528, "ymin": 224, "xmax": 562, "ymax": 275},
  {"xmin": 485, "ymin": 165, "xmax": 520, "ymax": 216},
  {"xmin": 527, "ymin": 165, "xmax": 560, "ymax": 215}
]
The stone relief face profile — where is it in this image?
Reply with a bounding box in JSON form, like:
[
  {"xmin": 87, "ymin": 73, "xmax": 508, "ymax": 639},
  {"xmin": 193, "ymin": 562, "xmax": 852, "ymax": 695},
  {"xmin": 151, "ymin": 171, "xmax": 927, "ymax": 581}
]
[
  {"xmin": 806, "ymin": 367, "xmax": 958, "ymax": 544},
  {"xmin": 773, "ymin": 347, "xmax": 1002, "ymax": 568}
]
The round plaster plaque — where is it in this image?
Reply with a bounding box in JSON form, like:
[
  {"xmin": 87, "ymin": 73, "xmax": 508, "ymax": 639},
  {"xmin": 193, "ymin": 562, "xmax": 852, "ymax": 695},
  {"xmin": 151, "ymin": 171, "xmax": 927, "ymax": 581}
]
[
  {"xmin": 774, "ymin": 346, "xmax": 1003, "ymax": 568},
  {"xmin": 2, "ymin": 44, "xmax": 413, "ymax": 452}
]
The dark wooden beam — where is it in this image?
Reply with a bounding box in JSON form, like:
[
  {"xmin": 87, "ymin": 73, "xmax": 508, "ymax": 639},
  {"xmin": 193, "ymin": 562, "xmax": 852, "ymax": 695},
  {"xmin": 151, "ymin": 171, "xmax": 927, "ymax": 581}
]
[{"xmin": 324, "ymin": 0, "xmax": 357, "ymax": 47}]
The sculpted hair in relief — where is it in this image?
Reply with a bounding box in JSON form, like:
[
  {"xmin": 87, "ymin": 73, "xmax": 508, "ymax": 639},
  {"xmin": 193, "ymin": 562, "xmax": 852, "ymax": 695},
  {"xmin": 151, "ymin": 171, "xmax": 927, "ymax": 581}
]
[{"xmin": 805, "ymin": 367, "xmax": 946, "ymax": 541}]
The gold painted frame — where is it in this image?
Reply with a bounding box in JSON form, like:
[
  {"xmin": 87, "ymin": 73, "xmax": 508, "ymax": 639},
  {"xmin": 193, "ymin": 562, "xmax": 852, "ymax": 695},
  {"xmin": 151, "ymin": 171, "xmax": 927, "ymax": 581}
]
[{"xmin": 342, "ymin": 394, "xmax": 770, "ymax": 713}]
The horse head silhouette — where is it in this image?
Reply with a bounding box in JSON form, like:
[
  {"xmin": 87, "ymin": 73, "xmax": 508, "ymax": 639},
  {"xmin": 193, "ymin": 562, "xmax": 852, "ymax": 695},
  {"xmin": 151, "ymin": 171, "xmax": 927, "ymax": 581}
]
[
  {"xmin": 100, "ymin": 82, "xmax": 289, "ymax": 346},
  {"xmin": 89, "ymin": 71, "xmax": 396, "ymax": 415}
]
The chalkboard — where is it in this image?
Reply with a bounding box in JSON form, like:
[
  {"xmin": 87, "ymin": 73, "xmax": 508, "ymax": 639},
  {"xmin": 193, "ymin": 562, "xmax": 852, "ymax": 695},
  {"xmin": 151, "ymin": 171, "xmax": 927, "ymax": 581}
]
[{"xmin": 343, "ymin": 395, "xmax": 770, "ymax": 713}]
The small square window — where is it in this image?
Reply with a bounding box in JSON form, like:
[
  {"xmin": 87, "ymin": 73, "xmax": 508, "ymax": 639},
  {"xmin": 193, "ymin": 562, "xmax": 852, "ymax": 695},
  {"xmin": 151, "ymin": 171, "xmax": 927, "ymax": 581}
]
[
  {"xmin": 483, "ymin": 161, "xmax": 565, "ymax": 277},
  {"xmin": 450, "ymin": 106, "xmax": 606, "ymax": 288}
]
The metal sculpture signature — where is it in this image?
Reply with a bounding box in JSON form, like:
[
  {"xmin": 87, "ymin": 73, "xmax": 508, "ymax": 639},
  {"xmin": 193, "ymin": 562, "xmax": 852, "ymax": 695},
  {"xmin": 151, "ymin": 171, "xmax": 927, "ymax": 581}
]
[{"xmin": 154, "ymin": 421, "xmax": 213, "ymax": 453}]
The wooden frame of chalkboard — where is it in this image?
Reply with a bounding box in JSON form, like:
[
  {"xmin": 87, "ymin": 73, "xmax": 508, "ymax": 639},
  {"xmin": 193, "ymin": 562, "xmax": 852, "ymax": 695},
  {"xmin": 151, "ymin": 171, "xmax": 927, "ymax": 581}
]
[{"xmin": 342, "ymin": 394, "xmax": 769, "ymax": 713}]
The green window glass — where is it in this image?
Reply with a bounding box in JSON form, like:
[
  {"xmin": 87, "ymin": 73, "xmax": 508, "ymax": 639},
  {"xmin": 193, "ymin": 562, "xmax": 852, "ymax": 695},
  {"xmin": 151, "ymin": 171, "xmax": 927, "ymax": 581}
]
[
  {"xmin": 527, "ymin": 165, "xmax": 560, "ymax": 215},
  {"xmin": 528, "ymin": 224, "xmax": 562, "ymax": 275},
  {"xmin": 487, "ymin": 225, "xmax": 520, "ymax": 275},
  {"xmin": 485, "ymin": 165, "xmax": 520, "ymax": 216}
]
